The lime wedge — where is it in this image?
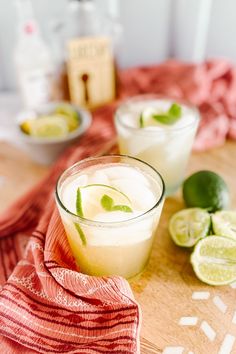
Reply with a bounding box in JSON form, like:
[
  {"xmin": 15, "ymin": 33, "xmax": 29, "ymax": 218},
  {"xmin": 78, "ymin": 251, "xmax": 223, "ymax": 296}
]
[
  {"xmin": 55, "ymin": 105, "xmax": 80, "ymax": 132},
  {"xmin": 76, "ymin": 184, "xmax": 132, "ymax": 220},
  {"xmin": 191, "ymin": 236, "xmax": 236, "ymax": 285},
  {"xmin": 74, "ymin": 223, "xmax": 87, "ymax": 246},
  {"xmin": 30, "ymin": 116, "xmax": 68, "ymax": 138},
  {"xmin": 20, "ymin": 119, "xmax": 34, "ymax": 134},
  {"xmin": 139, "ymin": 107, "xmax": 158, "ymax": 128},
  {"xmin": 212, "ymin": 211, "xmax": 236, "ymax": 241},
  {"xmin": 169, "ymin": 208, "xmax": 211, "ymax": 247}
]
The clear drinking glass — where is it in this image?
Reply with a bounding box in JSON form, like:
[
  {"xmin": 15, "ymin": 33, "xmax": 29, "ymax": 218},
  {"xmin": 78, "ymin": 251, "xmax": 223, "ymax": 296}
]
[
  {"xmin": 55, "ymin": 155, "xmax": 165, "ymax": 278},
  {"xmin": 115, "ymin": 95, "xmax": 200, "ymax": 196}
]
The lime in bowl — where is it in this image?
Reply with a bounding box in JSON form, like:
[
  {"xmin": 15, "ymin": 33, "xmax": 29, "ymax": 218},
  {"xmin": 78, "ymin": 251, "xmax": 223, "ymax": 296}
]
[
  {"xmin": 115, "ymin": 95, "xmax": 200, "ymax": 196},
  {"xmin": 55, "ymin": 155, "xmax": 165, "ymax": 278},
  {"xmin": 17, "ymin": 102, "xmax": 91, "ymax": 165}
]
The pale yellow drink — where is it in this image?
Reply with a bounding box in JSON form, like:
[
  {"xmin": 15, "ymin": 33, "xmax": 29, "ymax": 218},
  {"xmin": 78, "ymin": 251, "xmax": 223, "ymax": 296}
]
[
  {"xmin": 115, "ymin": 96, "xmax": 200, "ymax": 195},
  {"xmin": 55, "ymin": 155, "xmax": 165, "ymax": 278}
]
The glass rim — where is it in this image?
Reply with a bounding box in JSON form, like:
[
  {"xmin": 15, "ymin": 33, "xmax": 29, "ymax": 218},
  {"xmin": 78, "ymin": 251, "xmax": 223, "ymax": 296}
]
[
  {"xmin": 115, "ymin": 93, "xmax": 200, "ymax": 134},
  {"xmin": 55, "ymin": 154, "xmax": 165, "ymax": 228}
]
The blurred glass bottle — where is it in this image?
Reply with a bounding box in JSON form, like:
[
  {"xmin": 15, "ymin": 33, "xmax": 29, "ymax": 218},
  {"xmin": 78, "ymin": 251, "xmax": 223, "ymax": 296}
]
[
  {"xmin": 50, "ymin": 0, "xmax": 123, "ymax": 106},
  {"xmin": 63, "ymin": 0, "xmax": 123, "ymax": 64},
  {"xmin": 14, "ymin": 0, "xmax": 56, "ymax": 109},
  {"xmin": 65, "ymin": 0, "xmax": 101, "ymax": 37}
]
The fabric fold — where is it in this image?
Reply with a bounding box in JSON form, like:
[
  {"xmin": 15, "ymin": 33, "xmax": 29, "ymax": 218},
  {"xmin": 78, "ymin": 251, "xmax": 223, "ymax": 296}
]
[{"xmin": 0, "ymin": 105, "xmax": 140, "ymax": 353}]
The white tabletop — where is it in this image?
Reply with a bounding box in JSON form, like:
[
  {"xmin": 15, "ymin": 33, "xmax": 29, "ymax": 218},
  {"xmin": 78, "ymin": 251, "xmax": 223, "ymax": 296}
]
[{"xmin": 0, "ymin": 92, "xmax": 22, "ymax": 143}]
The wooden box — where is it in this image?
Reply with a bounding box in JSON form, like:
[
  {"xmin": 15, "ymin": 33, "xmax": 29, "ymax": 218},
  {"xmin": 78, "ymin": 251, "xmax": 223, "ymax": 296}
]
[{"xmin": 67, "ymin": 36, "xmax": 115, "ymax": 109}]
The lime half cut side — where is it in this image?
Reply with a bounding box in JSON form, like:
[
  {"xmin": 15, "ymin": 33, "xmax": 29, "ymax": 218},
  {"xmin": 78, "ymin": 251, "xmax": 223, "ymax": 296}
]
[
  {"xmin": 191, "ymin": 236, "xmax": 236, "ymax": 286},
  {"xmin": 169, "ymin": 208, "xmax": 211, "ymax": 247},
  {"xmin": 30, "ymin": 116, "xmax": 69, "ymax": 138},
  {"xmin": 55, "ymin": 104, "xmax": 80, "ymax": 132},
  {"xmin": 212, "ymin": 211, "xmax": 236, "ymax": 241}
]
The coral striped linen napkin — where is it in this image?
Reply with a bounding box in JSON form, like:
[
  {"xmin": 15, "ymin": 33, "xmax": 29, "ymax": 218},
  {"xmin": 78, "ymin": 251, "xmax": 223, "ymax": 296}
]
[
  {"xmin": 1, "ymin": 59, "xmax": 236, "ymax": 353},
  {"xmin": 0, "ymin": 103, "xmax": 140, "ymax": 353}
]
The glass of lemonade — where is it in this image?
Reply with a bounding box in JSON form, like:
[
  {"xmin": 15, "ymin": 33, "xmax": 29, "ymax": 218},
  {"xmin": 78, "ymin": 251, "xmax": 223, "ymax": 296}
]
[
  {"xmin": 55, "ymin": 155, "xmax": 165, "ymax": 278},
  {"xmin": 115, "ymin": 95, "xmax": 200, "ymax": 196}
]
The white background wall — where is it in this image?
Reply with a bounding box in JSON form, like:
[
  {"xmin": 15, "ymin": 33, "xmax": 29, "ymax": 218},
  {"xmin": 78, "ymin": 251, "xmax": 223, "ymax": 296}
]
[{"xmin": 0, "ymin": 0, "xmax": 236, "ymax": 90}]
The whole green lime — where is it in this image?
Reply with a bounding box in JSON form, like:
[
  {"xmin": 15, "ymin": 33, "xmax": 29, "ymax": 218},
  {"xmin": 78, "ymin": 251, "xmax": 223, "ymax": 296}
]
[{"xmin": 183, "ymin": 170, "xmax": 230, "ymax": 212}]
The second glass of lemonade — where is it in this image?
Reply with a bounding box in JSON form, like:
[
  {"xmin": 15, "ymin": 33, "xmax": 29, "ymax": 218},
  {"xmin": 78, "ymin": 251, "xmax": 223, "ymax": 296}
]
[
  {"xmin": 56, "ymin": 155, "xmax": 165, "ymax": 278},
  {"xmin": 115, "ymin": 95, "xmax": 200, "ymax": 196}
]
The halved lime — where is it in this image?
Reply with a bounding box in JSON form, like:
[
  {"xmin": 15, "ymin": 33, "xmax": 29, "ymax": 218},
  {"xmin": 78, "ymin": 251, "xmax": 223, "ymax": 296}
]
[
  {"xmin": 169, "ymin": 208, "xmax": 211, "ymax": 247},
  {"xmin": 191, "ymin": 236, "xmax": 236, "ymax": 285},
  {"xmin": 76, "ymin": 184, "xmax": 133, "ymax": 220},
  {"xmin": 55, "ymin": 105, "xmax": 80, "ymax": 132},
  {"xmin": 30, "ymin": 116, "xmax": 68, "ymax": 138},
  {"xmin": 212, "ymin": 211, "xmax": 236, "ymax": 241}
]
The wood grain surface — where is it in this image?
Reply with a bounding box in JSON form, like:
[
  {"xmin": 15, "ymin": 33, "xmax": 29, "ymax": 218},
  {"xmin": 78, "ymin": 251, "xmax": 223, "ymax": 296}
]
[{"xmin": 0, "ymin": 140, "xmax": 236, "ymax": 354}]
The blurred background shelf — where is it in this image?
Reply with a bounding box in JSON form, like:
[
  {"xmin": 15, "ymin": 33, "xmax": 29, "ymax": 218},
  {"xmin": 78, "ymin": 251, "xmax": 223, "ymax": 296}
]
[
  {"xmin": 0, "ymin": 92, "xmax": 21, "ymax": 141},
  {"xmin": 0, "ymin": 0, "xmax": 236, "ymax": 91}
]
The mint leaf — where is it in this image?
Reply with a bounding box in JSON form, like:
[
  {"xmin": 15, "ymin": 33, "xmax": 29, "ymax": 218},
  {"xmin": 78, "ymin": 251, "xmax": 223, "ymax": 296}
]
[
  {"xmin": 153, "ymin": 113, "xmax": 180, "ymax": 125},
  {"xmin": 76, "ymin": 188, "xmax": 83, "ymax": 217},
  {"xmin": 141, "ymin": 102, "xmax": 182, "ymax": 126},
  {"xmin": 152, "ymin": 114, "xmax": 173, "ymax": 125},
  {"xmin": 112, "ymin": 205, "xmax": 133, "ymax": 213},
  {"xmin": 168, "ymin": 103, "xmax": 182, "ymax": 118},
  {"xmin": 101, "ymin": 194, "xmax": 114, "ymax": 211},
  {"xmin": 101, "ymin": 194, "xmax": 133, "ymax": 213},
  {"xmin": 74, "ymin": 223, "xmax": 86, "ymax": 246},
  {"xmin": 154, "ymin": 103, "xmax": 182, "ymax": 125}
]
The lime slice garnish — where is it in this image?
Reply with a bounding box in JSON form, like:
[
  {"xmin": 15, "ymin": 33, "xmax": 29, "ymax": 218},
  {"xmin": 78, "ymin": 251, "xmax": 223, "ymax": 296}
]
[
  {"xmin": 74, "ymin": 184, "xmax": 133, "ymax": 245},
  {"xmin": 169, "ymin": 208, "xmax": 211, "ymax": 247},
  {"xmin": 191, "ymin": 236, "xmax": 236, "ymax": 285},
  {"xmin": 30, "ymin": 116, "xmax": 69, "ymax": 138},
  {"xmin": 139, "ymin": 107, "xmax": 157, "ymax": 128},
  {"xmin": 139, "ymin": 103, "xmax": 182, "ymax": 128},
  {"xmin": 212, "ymin": 211, "xmax": 236, "ymax": 241},
  {"xmin": 76, "ymin": 184, "xmax": 132, "ymax": 218},
  {"xmin": 74, "ymin": 223, "xmax": 87, "ymax": 246},
  {"xmin": 54, "ymin": 104, "xmax": 80, "ymax": 132}
]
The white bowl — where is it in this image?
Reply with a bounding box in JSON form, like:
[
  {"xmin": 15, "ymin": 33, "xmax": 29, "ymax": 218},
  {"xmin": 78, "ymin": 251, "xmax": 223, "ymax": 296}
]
[{"xmin": 16, "ymin": 103, "xmax": 92, "ymax": 165}]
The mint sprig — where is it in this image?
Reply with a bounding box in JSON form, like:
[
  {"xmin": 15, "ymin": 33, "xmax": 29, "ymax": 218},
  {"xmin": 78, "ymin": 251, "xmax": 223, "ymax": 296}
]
[
  {"xmin": 153, "ymin": 103, "xmax": 182, "ymax": 125},
  {"xmin": 101, "ymin": 194, "xmax": 132, "ymax": 213},
  {"xmin": 169, "ymin": 102, "xmax": 182, "ymax": 118},
  {"xmin": 139, "ymin": 102, "xmax": 182, "ymax": 127}
]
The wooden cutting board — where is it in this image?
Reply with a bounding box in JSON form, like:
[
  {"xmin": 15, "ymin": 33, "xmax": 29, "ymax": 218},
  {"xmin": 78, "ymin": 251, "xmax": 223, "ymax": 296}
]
[
  {"xmin": 0, "ymin": 140, "xmax": 236, "ymax": 354},
  {"xmin": 134, "ymin": 141, "xmax": 236, "ymax": 354}
]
